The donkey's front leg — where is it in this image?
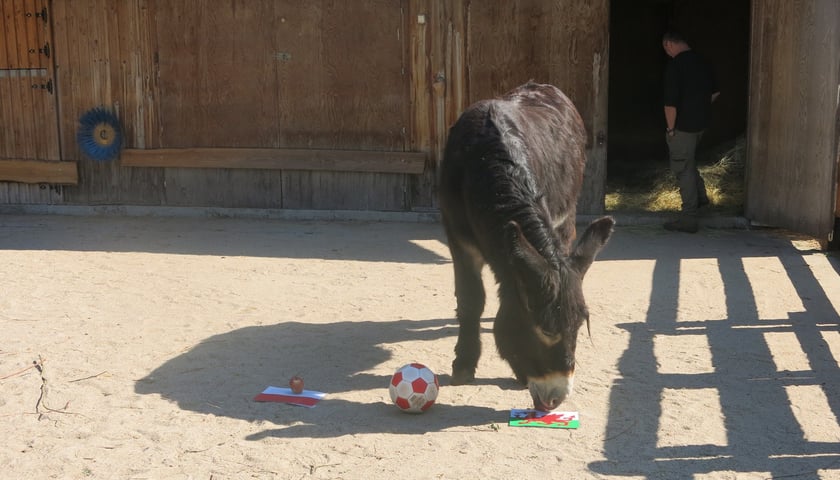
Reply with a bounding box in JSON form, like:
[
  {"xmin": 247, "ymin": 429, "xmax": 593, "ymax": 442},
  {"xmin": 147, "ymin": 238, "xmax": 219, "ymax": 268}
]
[{"xmin": 449, "ymin": 241, "xmax": 486, "ymax": 385}]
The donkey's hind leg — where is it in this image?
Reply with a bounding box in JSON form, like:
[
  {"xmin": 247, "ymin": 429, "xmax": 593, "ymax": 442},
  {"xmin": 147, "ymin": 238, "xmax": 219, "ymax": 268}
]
[{"xmin": 447, "ymin": 238, "xmax": 486, "ymax": 385}]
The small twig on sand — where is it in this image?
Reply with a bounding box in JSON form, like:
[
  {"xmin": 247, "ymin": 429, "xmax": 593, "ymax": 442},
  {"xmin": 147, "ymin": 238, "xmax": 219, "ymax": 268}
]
[
  {"xmin": 310, "ymin": 464, "xmax": 340, "ymax": 475},
  {"xmin": 0, "ymin": 359, "xmax": 43, "ymax": 381},
  {"xmin": 34, "ymin": 355, "xmax": 86, "ymax": 419},
  {"xmin": 69, "ymin": 371, "xmax": 109, "ymax": 383}
]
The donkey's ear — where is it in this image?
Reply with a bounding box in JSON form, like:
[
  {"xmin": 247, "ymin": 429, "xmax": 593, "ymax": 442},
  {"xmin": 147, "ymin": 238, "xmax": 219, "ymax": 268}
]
[
  {"xmin": 506, "ymin": 221, "xmax": 559, "ymax": 310},
  {"xmin": 571, "ymin": 216, "xmax": 614, "ymax": 276}
]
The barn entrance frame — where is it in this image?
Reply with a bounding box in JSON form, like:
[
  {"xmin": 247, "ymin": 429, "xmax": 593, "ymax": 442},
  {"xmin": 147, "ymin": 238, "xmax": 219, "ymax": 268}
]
[{"xmin": 608, "ymin": 0, "xmax": 839, "ymax": 243}]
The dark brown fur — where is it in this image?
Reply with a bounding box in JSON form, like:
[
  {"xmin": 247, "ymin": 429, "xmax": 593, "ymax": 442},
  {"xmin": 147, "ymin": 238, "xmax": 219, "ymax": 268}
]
[{"xmin": 438, "ymin": 82, "xmax": 614, "ymax": 411}]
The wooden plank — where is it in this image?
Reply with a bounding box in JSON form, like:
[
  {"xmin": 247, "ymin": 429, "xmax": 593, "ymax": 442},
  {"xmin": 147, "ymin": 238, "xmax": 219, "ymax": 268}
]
[
  {"xmin": 3, "ymin": 2, "xmax": 28, "ymax": 159},
  {"xmin": 0, "ymin": 1, "xmax": 9, "ymax": 68},
  {"xmin": 408, "ymin": 0, "xmax": 434, "ymax": 210},
  {"xmin": 31, "ymin": 0, "xmax": 57, "ymax": 161},
  {"xmin": 17, "ymin": 69, "xmax": 37, "ymax": 159},
  {"xmin": 406, "ymin": 0, "xmax": 467, "ymax": 210},
  {"xmin": 281, "ymin": 171, "xmax": 406, "ymax": 210},
  {"xmin": 0, "ymin": 160, "xmax": 78, "ymax": 184},
  {"xmin": 121, "ymin": 148, "xmax": 427, "ymax": 174},
  {"xmin": 12, "ymin": 0, "xmax": 29, "ymax": 68},
  {"xmin": 0, "ymin": 181, "xmax": 61, "ymax": 203},
  {"xmin": 22, "ymin": 0, "xmax": 40, "ymax": 68},
  {"xmin": 119, "ymin": 0, "xmax": 159, "ymax": 150},
  {"xmin": 158, "ymin": 169, "xmax": 282, "ymax": 208},
  {"xmin": 746, "ymin": 0, "xmax": 840, "ymax": 238},
  {"xmin": 50, "ymin": 0, "xmax": 91, "ymax": 163},
  {"xmin": 836, "ymin": 94, "xmax": 840, "ymax": 219},
  {"xmin": 0, "ymin": 72, "xmax": 36, "ymax": 160},
  {"xmin": 32, "ymin": 0, "xmax": 49, "ymax": 70},
  {"xmin": 0, "ymin": 75, "xmax": 14, "ymax": 158},
  {"xmin": 558, "ymin": 0, "xmax": 609, "ymax": 214}
]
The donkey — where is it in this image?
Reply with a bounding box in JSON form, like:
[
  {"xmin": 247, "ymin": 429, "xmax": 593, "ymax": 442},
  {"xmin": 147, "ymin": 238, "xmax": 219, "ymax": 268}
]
[{"xmin": 438, "ymin": 82, "xmax": 614, "ymax": 411}]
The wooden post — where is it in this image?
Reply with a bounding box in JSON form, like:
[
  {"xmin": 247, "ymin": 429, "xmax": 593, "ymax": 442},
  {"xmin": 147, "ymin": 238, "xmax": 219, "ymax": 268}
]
[{"xmin": 407, "ymin": 0, "xmax": 468, "ymax": 211}]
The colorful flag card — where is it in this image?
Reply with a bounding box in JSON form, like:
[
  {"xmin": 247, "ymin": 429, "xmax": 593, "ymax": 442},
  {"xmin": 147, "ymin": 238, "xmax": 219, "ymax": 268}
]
[
  {"xmin": 254, "ymin": 386, "xmax": 326, "ymax": 408},
  {"xmin": 508, "ymin": 409, "xmax": 580, "ymax": 429}
]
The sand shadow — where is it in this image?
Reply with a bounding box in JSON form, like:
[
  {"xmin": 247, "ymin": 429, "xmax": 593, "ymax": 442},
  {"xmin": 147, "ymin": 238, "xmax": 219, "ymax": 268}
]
[
  {"xmin": 589, "ymin": 228, "xmax": 840, "ymax": 479},
  {"xmin": 0, "ymin": 215, "xmax": 450, "ymax": 264},
  {"xmin": 135, "ymin": 317, "xmax": 509, "ymax": 437}
]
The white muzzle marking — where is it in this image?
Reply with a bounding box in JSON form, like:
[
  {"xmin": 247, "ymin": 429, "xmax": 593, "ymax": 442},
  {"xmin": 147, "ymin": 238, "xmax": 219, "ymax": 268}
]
[{"xmin": 528, "ymin": 371, "xmax": 574, "ymax": 411}]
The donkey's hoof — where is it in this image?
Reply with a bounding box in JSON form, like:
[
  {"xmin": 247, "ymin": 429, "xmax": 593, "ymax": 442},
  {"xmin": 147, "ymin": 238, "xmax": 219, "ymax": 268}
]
[{"xmin": 450, "ymin": 369, "xmax": 475, "ymax": 386}]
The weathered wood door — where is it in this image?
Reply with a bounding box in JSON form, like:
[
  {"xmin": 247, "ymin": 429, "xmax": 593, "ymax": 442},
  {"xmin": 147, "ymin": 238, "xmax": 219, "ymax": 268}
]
[
  {"xmin": 746, "ymin": 1, "xmax": 840, "ymax": 239},
  {"xmin": 0, "ymin": 0, "xmax": 70, "ymax": 199},
  {"xmin": 0, "ymin": 0, "xmax": 60, "ymax": 163},
  {"xmin": 465, "ymin": 0, "xmax": 610, "ymax": 215},
  {"xmin": 151, "ymin": 0, "xmax": 411, "ymax": 210},
  {"xmin": 154, "ymin": 1, "xmax": 409, "ymax": 151}
]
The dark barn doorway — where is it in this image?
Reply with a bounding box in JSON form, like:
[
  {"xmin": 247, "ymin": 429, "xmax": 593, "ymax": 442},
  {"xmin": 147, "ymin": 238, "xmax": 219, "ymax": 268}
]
[{"xmin": 607, "ymin": 0, "xmax": 750, "ymax": 212}]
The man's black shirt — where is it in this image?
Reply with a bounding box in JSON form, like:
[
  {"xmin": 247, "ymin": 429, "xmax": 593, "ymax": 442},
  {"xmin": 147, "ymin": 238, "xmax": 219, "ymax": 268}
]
[{"xmin": 664, "ymin": 50, "xmax": 718, "ymax": 132}]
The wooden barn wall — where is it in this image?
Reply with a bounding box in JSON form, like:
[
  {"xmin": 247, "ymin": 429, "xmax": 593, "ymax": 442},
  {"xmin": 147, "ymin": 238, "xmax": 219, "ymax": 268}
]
[
  {"xmin": 5, "ymin": 0, "xmax": 610, "ymax": 213},
  {"xmin": 50, "ymin": 0, "xmax": 411, "ymax": 210},
  {"xmin": 746, "ymin": 0, "xmax": 840, "ymax": 238},
  {"xmin": 465, "ymin": 0, "xmax": 610, "ymax": 214},
  {"xmin": 153, "ymin": 1, "xmax": 410, "ymax": 210},
  {"xmin": 51, "ymin": 0, "xmax": 167, "ymax": 205}
]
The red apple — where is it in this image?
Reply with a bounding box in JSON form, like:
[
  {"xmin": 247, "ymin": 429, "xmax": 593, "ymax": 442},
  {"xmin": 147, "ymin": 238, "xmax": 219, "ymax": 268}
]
[{"xmin": 289, "ymin": 375, "xmax": 304, "ymax": 394}]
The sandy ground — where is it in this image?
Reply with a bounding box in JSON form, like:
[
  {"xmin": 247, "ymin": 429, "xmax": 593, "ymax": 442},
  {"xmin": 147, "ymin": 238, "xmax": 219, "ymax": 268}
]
[{"xmin": 1, "ymin": 214, "xmax": 840, "ymax": 480}]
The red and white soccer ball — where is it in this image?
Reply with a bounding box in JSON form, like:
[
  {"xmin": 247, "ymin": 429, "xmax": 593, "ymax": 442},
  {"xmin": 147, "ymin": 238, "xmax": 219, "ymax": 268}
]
[{"xmin": 389, "ymin": 363, "xmax": 439, "ymax": 413}]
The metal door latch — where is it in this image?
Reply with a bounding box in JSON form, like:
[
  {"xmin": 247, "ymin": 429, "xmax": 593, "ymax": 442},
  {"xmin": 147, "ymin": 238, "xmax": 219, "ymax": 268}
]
[
  {"xmin": 26, "ymin": 7, "xmax": 48, "ymax": 24},
  {"xmin": 29, "ymin": 42, "xmax": 50, "ymax": 58},
  {"xmin": 31, "ymin": 79, "xmax": 53, "ymax": 94}
]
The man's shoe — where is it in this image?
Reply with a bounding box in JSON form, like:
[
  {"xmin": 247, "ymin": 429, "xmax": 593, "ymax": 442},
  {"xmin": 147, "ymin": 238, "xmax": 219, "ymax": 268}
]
[{"xmin": 664, "ymin": 218, "xmax": 699, "ymax": 233}]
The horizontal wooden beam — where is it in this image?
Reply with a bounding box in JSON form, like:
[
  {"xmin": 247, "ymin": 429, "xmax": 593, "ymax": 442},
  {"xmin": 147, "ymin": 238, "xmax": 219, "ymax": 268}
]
[
  {"xmin": 0, "ymin": 159, "xmax": 78, "ymax": 184},
  {"xmin": 121, "ymin": 148, "xmax": 427, "ymax": 174}
]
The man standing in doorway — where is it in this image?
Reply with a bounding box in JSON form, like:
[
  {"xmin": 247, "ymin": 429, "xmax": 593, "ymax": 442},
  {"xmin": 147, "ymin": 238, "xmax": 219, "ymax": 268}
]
[{"xmin": 662, "ymin": 30, "xmax": 720, "ymax": 233}]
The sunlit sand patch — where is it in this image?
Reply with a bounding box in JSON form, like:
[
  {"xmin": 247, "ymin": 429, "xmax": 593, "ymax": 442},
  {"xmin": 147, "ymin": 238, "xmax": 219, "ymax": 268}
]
[
  {"xmin": 801, "ymin": 253, "xmax": 840, "ymax": 319},
  {"xmin": 763, "ymin": 332, "xmax": 812, "ymax": 372},
  {"xmin": 785, "ymin": 385, "xmax": 840, "ymax": 443},
  {"xmin": 820, "ymin": 330, "xmax": 840, "ymax": 369},
  {"xmin": 677, "ymin": 258, "xmax": 728, "ymax": 322},
  {"xmin": 692, "ymin": 472, "xmax": 770, "ymax": 480},
  {"xmin": 819, "ymin": 469, "xmax": 840, "ymax": 480},
  {"xmin": 585, "ymin": 259, "xmax": 657, "ymax": 324},
  {"xmin": 742, "ymin": 257, "xmax": 805, "ymax": 320}
]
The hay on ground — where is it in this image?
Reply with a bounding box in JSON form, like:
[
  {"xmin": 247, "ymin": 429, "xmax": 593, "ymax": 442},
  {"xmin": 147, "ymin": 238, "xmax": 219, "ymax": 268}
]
[{"xmin": 606, "ymin": 136, "xmax": 745, "ymax": 214}]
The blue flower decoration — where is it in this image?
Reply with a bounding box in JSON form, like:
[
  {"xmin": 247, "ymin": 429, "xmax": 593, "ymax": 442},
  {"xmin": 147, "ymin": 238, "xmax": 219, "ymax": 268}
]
[{"xmin": 77, "ymin": 107, "xmax": 123, "ymax": 162}]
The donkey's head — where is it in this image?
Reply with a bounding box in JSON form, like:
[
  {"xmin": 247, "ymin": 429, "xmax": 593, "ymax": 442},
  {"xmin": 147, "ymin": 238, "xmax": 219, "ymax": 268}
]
[{"xmin": 495, "ymin": 216, "xmax": 614, "ymax": 411}]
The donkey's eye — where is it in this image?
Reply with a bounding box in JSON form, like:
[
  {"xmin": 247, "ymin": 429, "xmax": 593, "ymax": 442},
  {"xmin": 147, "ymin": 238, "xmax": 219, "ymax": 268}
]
[{"xmin": 535, "ymin": 327, "xmax": 563, "ymax": 345}]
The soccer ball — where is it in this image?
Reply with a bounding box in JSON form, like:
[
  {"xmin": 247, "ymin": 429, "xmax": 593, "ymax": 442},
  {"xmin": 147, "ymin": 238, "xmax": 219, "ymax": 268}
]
[{"xmin": 389, "ymin": 363, "xmax": 439, "ymax": 413}]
